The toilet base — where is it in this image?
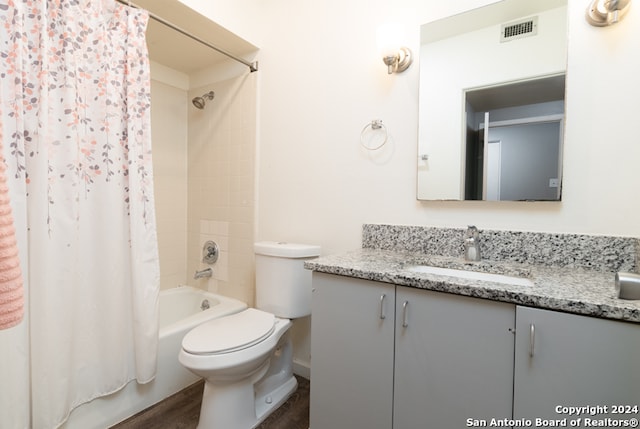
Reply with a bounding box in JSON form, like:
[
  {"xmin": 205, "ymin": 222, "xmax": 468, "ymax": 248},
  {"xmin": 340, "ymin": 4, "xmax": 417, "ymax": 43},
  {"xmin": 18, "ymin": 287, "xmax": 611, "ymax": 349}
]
[
  {"xmin": 194, "ymin": 328, "xmax": 298, "ymax": 429},
  {"xmin": 254, "ymin": 375, "xmax": 297, "ymax": 426},
  {"xmin": 195, "ymin": 374, "xmax": 298, "ymax": 429}
]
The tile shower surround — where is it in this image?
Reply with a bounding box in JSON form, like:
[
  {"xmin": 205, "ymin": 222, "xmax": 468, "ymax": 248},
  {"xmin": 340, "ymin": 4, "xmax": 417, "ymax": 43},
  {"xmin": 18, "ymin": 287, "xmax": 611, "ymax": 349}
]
[{"xmin": 362, "ymin": 224, "xmax": 638, "ymax": 272}]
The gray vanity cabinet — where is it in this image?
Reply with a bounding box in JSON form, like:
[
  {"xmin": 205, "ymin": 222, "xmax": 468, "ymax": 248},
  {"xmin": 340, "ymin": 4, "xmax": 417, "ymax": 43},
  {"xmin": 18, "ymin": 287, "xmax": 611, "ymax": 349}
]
[
  {"xmin": 310, "ymin": 273, "xmax": 515, "ymax": 429},
  {"xmin": 309, "ymin": 273, "xmax": 395, "ymax": 429},
  {"xmin": 513, "ymin": 306, "xmax": 640, "ymax": 425},
  {"xmin": 393, "ymin": 286, "xmax": 515, "ymax": 429}
]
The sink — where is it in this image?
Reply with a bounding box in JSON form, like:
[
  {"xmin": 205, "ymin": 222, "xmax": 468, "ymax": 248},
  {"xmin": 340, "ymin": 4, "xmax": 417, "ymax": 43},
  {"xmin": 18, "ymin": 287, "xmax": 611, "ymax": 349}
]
[{"xmin": 405, "ymin": 265, "xmax": 534, "ymax": 287}]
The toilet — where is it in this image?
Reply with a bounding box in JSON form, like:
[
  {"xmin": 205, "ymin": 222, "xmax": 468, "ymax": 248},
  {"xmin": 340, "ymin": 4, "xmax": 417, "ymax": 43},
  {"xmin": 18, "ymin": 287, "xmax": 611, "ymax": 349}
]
[{"xmin": 179, "ymin": 241, "xmax": 320, "ymax": 429}]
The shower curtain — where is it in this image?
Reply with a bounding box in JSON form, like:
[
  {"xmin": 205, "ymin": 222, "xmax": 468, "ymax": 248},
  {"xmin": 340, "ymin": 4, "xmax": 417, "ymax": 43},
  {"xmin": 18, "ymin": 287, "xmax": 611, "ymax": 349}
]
[{"xmin": 0, "ymin": 1, "xmax": 160, "ymax": 428}]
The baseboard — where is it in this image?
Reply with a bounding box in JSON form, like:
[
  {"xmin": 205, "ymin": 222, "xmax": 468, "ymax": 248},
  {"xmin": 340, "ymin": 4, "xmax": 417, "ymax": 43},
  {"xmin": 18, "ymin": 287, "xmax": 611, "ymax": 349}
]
[{"xmin": 293, "ymin": 358, "xmax": 310, "ymax": 380}]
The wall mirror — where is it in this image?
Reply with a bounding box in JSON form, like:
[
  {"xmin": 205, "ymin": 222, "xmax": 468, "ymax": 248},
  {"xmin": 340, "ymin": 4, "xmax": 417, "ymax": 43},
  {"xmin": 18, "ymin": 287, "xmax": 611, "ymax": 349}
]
[{"xmin": 417, "ymin": 0, "xmax": 568, "ymax": 201}]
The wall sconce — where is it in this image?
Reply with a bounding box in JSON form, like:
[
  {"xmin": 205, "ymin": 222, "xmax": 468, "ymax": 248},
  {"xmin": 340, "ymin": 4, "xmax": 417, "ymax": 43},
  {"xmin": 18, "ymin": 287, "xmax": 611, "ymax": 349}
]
[
  {"xmin": 586, "ymin": 0, "xmax": 632, "ymax": 26},
  {"xmin": 376, "ymin": 22, "xmax": 413, "ymax": 74}
]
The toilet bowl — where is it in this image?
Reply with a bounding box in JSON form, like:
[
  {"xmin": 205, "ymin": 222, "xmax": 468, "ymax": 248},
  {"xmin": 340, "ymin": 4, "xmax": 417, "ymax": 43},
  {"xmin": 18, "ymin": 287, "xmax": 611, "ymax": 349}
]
[
  {"xmin": 179, "ymin": 241, "xmax": 320, "ymax": 429},
  {"xmin": 179, "ymin": 310, "xmax": 294, "ymax": 428}
]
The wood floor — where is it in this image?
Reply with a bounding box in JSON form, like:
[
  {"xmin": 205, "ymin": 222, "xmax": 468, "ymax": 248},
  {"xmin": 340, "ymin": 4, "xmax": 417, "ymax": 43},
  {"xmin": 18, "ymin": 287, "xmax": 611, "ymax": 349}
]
[{"xmin": 110, "ymin": 375, "xmax": 310, "ymax": 429}]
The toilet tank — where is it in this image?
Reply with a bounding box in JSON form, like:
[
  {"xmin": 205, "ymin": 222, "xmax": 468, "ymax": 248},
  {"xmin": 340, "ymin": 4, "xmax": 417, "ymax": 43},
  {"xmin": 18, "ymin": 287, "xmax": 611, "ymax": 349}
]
[{"xmin": 254, "ymin": 241, "xmax": 321, "ymax": 318}]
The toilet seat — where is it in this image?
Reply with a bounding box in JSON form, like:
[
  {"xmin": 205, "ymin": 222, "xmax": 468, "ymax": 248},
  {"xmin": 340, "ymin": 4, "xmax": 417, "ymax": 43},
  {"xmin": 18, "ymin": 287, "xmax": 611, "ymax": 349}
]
[{"xmin": 182, "ymin": 308, "xmax": 276, "ymax": 355}]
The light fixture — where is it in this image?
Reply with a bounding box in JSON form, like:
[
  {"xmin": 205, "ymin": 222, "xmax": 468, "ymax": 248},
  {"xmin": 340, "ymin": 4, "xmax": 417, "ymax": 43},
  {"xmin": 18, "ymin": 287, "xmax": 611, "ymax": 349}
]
[
  {"xmin": 586, "ymin": 0, "xmax": 632, "ymax": 26},
  {"xmin": 382, "ymin": 47, "xmax": 413, "ymax": 74},
  {"xmin": 376, "ymin": 22, "xmax": 413, "ymax": 74}
]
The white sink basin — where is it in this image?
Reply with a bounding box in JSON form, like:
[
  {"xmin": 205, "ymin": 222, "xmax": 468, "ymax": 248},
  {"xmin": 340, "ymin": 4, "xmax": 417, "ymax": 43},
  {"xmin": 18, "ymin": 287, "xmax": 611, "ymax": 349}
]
[{"xmin": 405, "ymin": 265, "xmax": 534, "ymax": 287}]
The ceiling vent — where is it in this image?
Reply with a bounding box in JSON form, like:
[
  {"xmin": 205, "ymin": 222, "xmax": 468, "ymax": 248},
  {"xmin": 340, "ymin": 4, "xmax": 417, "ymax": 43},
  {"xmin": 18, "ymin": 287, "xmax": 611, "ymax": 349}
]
[{"xmin": 500, "ymin": 16, "xmax": 538, "ymax": 42}]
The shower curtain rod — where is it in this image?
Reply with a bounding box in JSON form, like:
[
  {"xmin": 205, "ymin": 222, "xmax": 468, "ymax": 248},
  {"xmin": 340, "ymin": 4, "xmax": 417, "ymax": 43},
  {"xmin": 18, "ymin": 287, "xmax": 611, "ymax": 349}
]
[{"xmin": 115, "ymin": 0, "xmax": 258, "ymax": 73}]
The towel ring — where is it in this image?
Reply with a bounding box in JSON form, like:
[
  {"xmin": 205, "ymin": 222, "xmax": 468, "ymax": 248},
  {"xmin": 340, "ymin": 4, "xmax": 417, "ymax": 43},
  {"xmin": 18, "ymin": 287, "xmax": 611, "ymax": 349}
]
[{"xmin": 360, "ymin": 120, "xmax": 388, "ymax": 151}]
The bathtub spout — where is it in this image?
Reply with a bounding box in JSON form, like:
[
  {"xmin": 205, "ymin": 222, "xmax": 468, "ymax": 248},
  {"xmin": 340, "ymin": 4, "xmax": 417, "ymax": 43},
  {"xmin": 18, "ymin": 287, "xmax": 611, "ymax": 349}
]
[{"xmin": 194, "ymin": 268, "xmax": 213, "ymax": 279}]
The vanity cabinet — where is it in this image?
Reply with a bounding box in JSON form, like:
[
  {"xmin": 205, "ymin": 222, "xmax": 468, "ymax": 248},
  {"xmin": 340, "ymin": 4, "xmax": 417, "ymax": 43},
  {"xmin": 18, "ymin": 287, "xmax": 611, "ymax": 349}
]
[
  {"xmin": 310, "ymin": 273, "xmax": 515, "ymax": 429},
  {"xmin": 309, "ymin": 273, "xmax": 395, "ymax": 429},
  {"xmin": 393, "ymin": 286, "xmax": 515, "ymax": 429},
  {"xmin": 513, "ymin": 306, "xmax": 640, "ymax": 423},
  {"xmin": 310, "ymin": 272, "xmax": 640, "ymax": 429}
]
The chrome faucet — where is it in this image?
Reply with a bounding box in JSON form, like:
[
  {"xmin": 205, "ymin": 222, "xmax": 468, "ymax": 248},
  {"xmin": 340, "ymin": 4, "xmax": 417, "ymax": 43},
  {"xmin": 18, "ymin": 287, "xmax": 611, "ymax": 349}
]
[
  {"xmin": 194, "ymin": 267, "xmax": 213, "ymax": 279},
  {"xmin": 464, "ymin": 225, "xmax": 481, "ymax": 262}
]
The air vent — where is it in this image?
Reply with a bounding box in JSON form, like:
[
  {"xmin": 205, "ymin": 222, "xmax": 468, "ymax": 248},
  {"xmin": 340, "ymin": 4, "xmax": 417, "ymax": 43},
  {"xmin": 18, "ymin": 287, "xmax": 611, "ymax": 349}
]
[{"xmin": 500, "ymin": 16, "xmax": 538, "ymax": 42}]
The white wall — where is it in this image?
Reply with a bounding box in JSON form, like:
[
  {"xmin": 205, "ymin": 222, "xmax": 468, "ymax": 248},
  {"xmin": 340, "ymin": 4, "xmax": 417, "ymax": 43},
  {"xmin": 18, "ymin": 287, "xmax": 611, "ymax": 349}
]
[
  {"xmin": 180, "ymin": 0, "xmax": 640, "ymax": 371},
  {"xmin": 182, "ymin": 0, "xmax": 640, "ymax": 253}
]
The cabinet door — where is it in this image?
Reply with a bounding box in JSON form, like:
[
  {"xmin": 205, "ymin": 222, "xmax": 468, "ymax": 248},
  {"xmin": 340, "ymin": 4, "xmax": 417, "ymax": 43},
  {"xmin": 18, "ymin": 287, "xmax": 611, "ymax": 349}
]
[
  {"xmin": 514, "ymin": 306, "xmax": 640, "ymax": 424},
  {"xmin": 310, "ymin": 273, "xmax": 395, "ymax": 429},
  {"xmin": 393, "ymin": 286, "xmax": 515, "ymax": 429}
]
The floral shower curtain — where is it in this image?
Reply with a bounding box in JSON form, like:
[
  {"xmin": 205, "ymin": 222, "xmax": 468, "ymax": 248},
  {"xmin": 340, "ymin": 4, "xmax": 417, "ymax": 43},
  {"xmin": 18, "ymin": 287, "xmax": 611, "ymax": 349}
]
[{"xmin": 0, "ymin": 1, "xmax": 160, "ymax": 428}]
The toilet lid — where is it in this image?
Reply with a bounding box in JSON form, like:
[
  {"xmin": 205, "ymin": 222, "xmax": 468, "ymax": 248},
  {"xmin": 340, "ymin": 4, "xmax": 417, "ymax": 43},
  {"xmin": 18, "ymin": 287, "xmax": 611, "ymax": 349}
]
[{"xmin": 182, "ymin": 308, "xmax": 276, "ymax": 355}]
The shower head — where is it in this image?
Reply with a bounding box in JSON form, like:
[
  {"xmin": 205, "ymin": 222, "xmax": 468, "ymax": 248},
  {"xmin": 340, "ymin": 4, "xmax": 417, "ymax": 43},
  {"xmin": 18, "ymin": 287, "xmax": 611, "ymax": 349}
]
[{"xmin": 192, "ymin": 91, "xmax": 215, "ymax": 109}]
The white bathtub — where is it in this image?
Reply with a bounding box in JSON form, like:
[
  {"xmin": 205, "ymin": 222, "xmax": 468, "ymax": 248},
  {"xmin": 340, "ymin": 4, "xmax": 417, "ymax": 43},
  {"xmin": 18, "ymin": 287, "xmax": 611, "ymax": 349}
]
[{"xmin": 62, "ymin": 286, "xmax": 247, "ymax": 429}]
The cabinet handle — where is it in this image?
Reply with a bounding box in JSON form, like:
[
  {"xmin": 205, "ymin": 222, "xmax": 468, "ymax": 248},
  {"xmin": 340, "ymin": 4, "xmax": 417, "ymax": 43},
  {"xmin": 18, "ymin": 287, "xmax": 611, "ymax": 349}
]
[
  {"xmin": 379, "ymin": 294, "xmax": 386, "ymax": 320},
  {"xmin": 402, "ymin": 301, "xmax": 409, "ymax": 327},
  {"xmin": 529, "ymin": 323, "xmax": 535, "ymax": 357}
]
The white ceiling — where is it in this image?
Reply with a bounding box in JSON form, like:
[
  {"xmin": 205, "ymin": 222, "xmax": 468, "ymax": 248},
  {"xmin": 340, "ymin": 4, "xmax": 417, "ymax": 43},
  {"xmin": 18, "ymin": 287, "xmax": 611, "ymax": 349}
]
[
  {"xmin": 466, "ymin": 74, "xmax": 566, "ymax": 111},
  {"xmin": 421, "ymin": 0, "xmax": 567, "ymax": 44},
  {"xmin": 130, "ymin": 0, "xmax": 257, "ymax": 74}
]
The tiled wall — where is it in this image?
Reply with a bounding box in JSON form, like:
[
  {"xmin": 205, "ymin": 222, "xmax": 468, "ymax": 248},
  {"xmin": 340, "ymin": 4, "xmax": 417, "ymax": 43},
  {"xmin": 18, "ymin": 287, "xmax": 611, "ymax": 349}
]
[
  {"xmin": 150, "ymin": 78, "xmax": 188, "ymax": 290},
  {"xmin": 186, "ymin": 73, "xmax": 257, "ymax": 306}
]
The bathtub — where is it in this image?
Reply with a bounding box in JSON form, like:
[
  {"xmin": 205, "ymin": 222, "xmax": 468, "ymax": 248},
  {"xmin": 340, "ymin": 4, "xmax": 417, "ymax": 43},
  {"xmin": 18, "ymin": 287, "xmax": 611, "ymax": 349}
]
[{"xmin": 62, "ymin": 286, "xmax": 247, "ymax": 429}]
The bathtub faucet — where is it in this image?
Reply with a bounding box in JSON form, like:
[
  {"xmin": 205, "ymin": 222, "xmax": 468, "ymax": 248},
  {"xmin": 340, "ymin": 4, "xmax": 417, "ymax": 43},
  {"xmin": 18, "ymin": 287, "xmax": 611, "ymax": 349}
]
[{"xmin": 194, "ymin": 268, "xmax": 213, "ymax": 279}]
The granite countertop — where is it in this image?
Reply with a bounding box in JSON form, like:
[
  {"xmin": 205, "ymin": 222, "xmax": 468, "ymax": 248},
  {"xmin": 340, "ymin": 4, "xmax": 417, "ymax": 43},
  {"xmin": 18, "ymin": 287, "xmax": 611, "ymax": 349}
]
[{"xmin": 304, "ymin": 248, "xmax": 640, "ymax": 324}]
